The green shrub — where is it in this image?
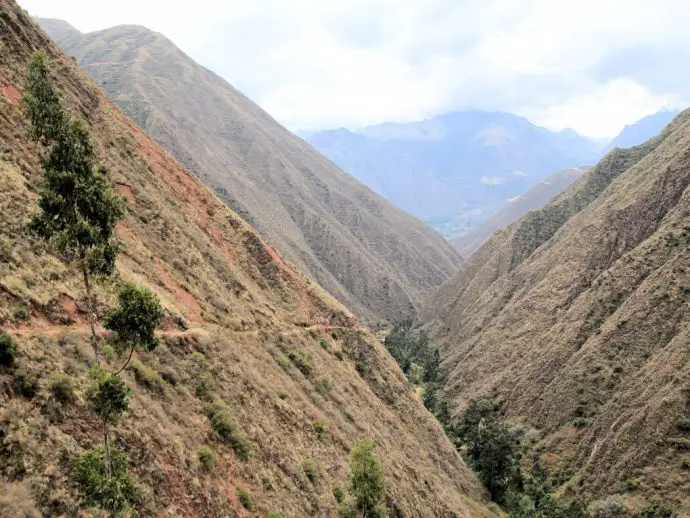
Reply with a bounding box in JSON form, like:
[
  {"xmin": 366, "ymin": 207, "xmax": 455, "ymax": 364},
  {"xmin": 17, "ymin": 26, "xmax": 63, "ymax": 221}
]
[
  {"xmin": 207, "ymin": 400, "xmax": 249, "ymax": 460},
  {"xmin": 237, "ymin": 486, "xmax": 253, "ymax": 510},
  {"xmin": 128, "ymin": 361, "xmax": 163, "ymax": 393},
  {"xmin": 191, "ymin": 351, "xmax": 207, "ymax": 366},
  {"xmin": 194, "ymin": 373, "xmax": 216, "ymax": 401},
  {"xmin": 588, "ymin": 496, "xmax": 628, "ymax": 517},
  {"xmin": 50, "ymin": 372, "xmax": 75, "ymax": 404},
  {"xmin": 640, "ymin": 499, "xmax": 676, "ymax": 517},
  {"xmin": 197, "ymin": 445, "xmax": 215, "ymax": 471},
  {"xmin": 573, "ymin": 417, "xmax": 589, "ymax": 428},
  {"xmin": 319, "ymin": 338, "xmax": 331, "ymax": 352},
  {"xmin": 268, "ymin": 512, "xmax": 281, "ymax": 518},
  {"xmin": 303, "ymin": 460, "xmax": 317, "ymax": 484},
  {"xmin": 72, "ymin": 447, "xmax": 140, "ymax": 514},
  {"xmin": 12, "ymin": 369, "xmax": 38, "ymax": 398},
  {"xmin": 100, "ymin": 344, "xmax": 115, "ymax": 362},
  {"xmin": 334, "ymin": 350, "xmax": 344, "ymax": 361},
  {"xmin": 275, "ymin": 355, "xmax": 291, "ymax": 372},
  {"xmin": 333, "ymin": 483, "xmax": 344, "ymax": 503},
  {"xmin": 0, "ymin": 11, "xmax": 11, "ymax": 22},
  {"xmin": 0, "ymin": 331, "xmax": 16, "ymax": 367},
  {"xmin": 337, "ymin": 438, "xmax": 386, "ymax": 518},
  {"xmin": 278, "ymin": 390, "xmax": 288, "ymax": 400},
  {"xmin": 314, "ymin": 378, "xmax": 331, "ymax": 395},
  {"xmin": 313, "ymin": 420, "xmax": 326, "ymax": 438},
  {"xmin": 13, "ymin": 307, "xmax": 29, "ymax": 322},
  {"xmin": 288, "ymin": 350, "xmax": 314, "ymax": 376}
]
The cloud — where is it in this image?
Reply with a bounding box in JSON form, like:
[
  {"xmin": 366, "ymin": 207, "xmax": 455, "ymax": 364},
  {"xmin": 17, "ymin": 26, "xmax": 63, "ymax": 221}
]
[
  {"xmin": 19, "ymin": 0, "xmax": 690, "ymax": 136},
  {"xmin": 512, "ymin": 170, "xmax": 528, "ymax": 177},
  {"xmin": 480, "ymin": 176, "xmax": 505, "ymax": 186}
]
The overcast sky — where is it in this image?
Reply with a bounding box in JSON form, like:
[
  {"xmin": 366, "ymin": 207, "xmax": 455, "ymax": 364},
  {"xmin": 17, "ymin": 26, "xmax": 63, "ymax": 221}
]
[{"xmin": 18, "ymin": 0, "xmax": 690, "ymax": 138}]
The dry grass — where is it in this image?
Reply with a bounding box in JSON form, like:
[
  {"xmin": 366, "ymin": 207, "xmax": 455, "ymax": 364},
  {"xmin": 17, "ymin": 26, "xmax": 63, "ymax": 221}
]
[{"xmin": 0, "ymin": 3, "xmax": 493, "ymax": 516}]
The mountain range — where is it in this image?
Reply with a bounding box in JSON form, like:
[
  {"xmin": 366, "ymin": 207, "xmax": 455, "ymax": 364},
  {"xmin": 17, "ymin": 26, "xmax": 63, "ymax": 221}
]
[
  {"xmin": 306, "ymin": 109, "xmax": 682, "ymax": 243},
  {"xmin": 37, "ymin": 18, "xmax": 462, "ymax": 326}
]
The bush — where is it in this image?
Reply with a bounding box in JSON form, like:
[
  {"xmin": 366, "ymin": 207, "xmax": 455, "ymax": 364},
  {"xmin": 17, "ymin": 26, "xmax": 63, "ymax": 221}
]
[
  {"xmin": 237, "ymin": 486, "xmax": 253, "ymax": 510},
  {"xmin": 0, "ymin": 331, "xmax": 16, "ymax": 367},
  {"xmin": 267, "ymin": 513, "xmax": 281, "ymax": 518},
  {"xmin": 12, "ymin": 369, "xmax": 38, "ymax": 398},
  {"xmin": 640, "ymin": 499, "xmax": 676, "ymax": 517},
  {"xmin": 275, "ymin": 355, "xmax": 291, "ymax": 372},
  {"xmin": 337, "ymin": 438, "xmax": 386, "ymax": 518},
  {"xmin": 72, "ymin": 447, "xmax": 140, "ymax": 514},
  {"xmin": 313, "ymin": 420, "xmax": 326, "ymax": 438},
  {"xmin": 128, "ymin": 361, "xmax": 163, "ymax": 393},
  {"xmin": 303, "ymin": 460, "xmax": 317, "ymax": 484},
  {"xmin": 13, "ymin": 307, "xmax": 29, "ymax": 322},
  {"xmin": 314, "ymin": 378, "xmax": 331, "ymax": 395},
  {"xmin": 194, "ymin": 373, "xmax": 216, "ymax": 401},
  {"xmin": 50, "ymin": 372, "xmax": 75, "ymax": 404},
  {"xmin": 288, "ymin": 350, "xmax": 314, "ymax": 376},
  {"xmin": 333, "ymin": 484, "xmax": 345, "ymax": 503},
  {"xmin": 197, "ymin": 445, "xmax": 215, "ymax": 471},
  {"xmin": 334, "ymin": 350, "xmax": 344, "ymax": 361},
  {"xmin": 100, "ymin": 344, "xmax": 115, "ymax": 362},
  {"xmin": 278, "ymin": 390, "xmax": 288, "ymax": 400},
  {"xmin": 319, "ymin": 338, "xmax": 331, "ymax": 352},
  {"xmin": 207, "ymin": 400, "xmax": 249, "ymax": 460}
]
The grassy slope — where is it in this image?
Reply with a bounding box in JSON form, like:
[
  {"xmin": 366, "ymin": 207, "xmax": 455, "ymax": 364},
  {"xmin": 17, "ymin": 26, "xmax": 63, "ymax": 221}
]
[
  {"xmin": 0, "ymin": 3, "xmax": 492, "ymax": 516},
  {"xmin": 422, "ymin": 112, "xmax": 690, "ymax": 512},
  {"xmin": 39, "ymin": 21, "xmax": 463, "ymax": 327}
]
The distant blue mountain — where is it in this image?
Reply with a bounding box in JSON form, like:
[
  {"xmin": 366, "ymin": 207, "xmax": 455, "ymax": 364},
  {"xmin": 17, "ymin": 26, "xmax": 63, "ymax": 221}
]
[
  {"xmin": 604, "ymin": 109, "xmax": 680, "ymax": 153},
  {"xmin": 306, "ymin": 111, "xmax": 601, "ymax": 235}
]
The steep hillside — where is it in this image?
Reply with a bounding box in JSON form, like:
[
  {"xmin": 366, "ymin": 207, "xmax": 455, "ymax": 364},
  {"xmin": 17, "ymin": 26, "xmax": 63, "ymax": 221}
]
[
  {"xmin": 604, "ymin": 109, "xmax": 681, "ymax": 154},
  {"xmin": 306, "ymin": 112, "xmax": 600, "ymax": 237},
  {"xmin": 451, "ymin": 167, "xmax": 588, "ymax": 258},
  {"xmin": 421, "ymin": 111, "xmax": 690, "ymax": 513},
  {"xmin": 0, "ymin": 3, "xmax": 492, "ymax": 516},
  {"xmin": 37, "ymin": 20, "xmax": 462, "ymax": 327}
]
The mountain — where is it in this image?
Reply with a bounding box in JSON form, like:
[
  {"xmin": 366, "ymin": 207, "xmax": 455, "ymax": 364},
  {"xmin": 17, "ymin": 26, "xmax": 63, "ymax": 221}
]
[
  {"xmin": 604, "ymin": 109, "xmax": 681, "ymax": 153},
  {"xmin": 37, "ymin": 20, "xmax": 462, "ymax": 327},
  {"xmin": 420, "ymin": 111, "xmax": 690, "ymax": 513},
  {"xmin": 306, "ymin": 111, "xmax": 601, "ymax": 237},
  {"xmin": 0, "ymin": 3, "xmax": 492, "ymax": 515},
  {"xmin": 451, "ymin": 167, "xmax": 589, "ymax": 257}
]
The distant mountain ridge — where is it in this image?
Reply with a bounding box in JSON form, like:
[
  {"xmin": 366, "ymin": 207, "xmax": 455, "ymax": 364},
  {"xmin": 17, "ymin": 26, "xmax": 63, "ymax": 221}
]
[
  {"xmin": 38, "ymin": 18, "xmax": 463, "ymax": 326},
  {"xmin": 306, "ymin": 111, "xmax": 601, "ymax": 236},
  {"xmin": 604, "ymin": 109, "xmax": 680, "ymax": 153},
  {"xmin": 451, "ymin": 167, "xmax": 589, "ymax": 257}
]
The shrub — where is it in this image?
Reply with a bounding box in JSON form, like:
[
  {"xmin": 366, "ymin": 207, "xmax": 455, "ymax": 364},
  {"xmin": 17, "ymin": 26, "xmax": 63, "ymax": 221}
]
[
  {"xmin": 333, "ymin": 484, "xmax": 344, "ymax": 503},
  {"xmin": 0, "ymin": 331, "xmax": 16, "ymax": 367},
  {"xmin": 275, "ymin": 355, "xmax": 291, "ymax": 372},
  {"xmin": 278, "ymin": 390, "xmax": 288, "ymax": 400},
  {"xmin": 12, "ymin": 369, "xmax": 38, "ymax": 398},
  {"xmin": 288, "ymin": 350, "xmax": 314, "ymax": 376},
  {"xmin": 0, "ymin": 11, "xmax": 10, "ymax": 22},
  {"xmin": 237, "ymin": 486, "xmax": 253, "ymax": 510},
  {"xmin": 334, "ymin": 350, "xmax": 344, "ymax": 361},
  {"xmin": 313, "ymin": 420, "xmax": 326, "ymax": 438},
  {"xmin": 13, "ymin": 307, "xmax": 29, "ymax": 322},
  {"xmin": 194, "ymin": 373, "xmax": 216, "ymax": 401},
  {"xmin": 640, "ymin": 499, "xmax": 676, "ymax": 517},
  {"xmin": 319, "ymin": 338, "xmax": 331, "ymax": 352},
  {"xmin": 314, "ymin": 378, "xmax": 331, "ymax": 395},
  {"xmin": 100, "ymin": 344, "xmax": 115, "ymax": 362},
  {"xmin": 128, "ymin": 361, "xmax": 164, "ymax": 393},
  {"xmin": 268, "ymin": 513, "xmax": 281, "ymax": 518},
  {"xmin": 72, "ymin": 447, "xmax": 140, "ymax": 514},
  {"xmin": 50, "ymin": 372, "xmax": 75, "ymax": 404},
  {"xmin": 207, "ymin": 400, "xmax": 249, "ymax": 461},
  {"xmin": 303, "ymin": 460, "xmax": 317, "ymax": 484},
  {"xmin": 197, "ymin": 445, "xmax": 215, "ymax": 471}
]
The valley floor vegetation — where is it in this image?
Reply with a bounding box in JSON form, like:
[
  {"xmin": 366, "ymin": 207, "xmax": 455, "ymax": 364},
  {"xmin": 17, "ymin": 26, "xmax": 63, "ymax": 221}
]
[{"xmin": 384, "ymin": 318, "xmax": 679, "ymax": 518}]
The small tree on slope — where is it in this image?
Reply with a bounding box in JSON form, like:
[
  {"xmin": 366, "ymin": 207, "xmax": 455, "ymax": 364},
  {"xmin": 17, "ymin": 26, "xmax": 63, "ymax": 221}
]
[
  {"xmin": 338, "ymin": 438, "xmax": 387, "ymax": 518},
  {"xmin": 23, "ymin": 51, "xmax": 124, "ymax": 362}
]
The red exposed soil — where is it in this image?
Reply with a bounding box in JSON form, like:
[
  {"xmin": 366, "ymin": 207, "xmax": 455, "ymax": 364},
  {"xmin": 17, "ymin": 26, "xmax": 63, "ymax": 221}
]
[
  {"xmin": 155, "ymin": 262, "xmax": 202, "ymax": 323},
  {"xmin": 2, "ymin": 84, "xmax": 21, "ymax": 105},
  {"xmin": 114, "ymin": 182, "xmax": 135, "ymax": 204}
]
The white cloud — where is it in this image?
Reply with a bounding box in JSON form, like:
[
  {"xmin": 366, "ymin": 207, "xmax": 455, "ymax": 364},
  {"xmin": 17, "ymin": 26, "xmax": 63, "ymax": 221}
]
[
  {"xmin": 18, "ymin": 0, "xmax": 690, "ymax": 136},
  {"xmin": 512, "ymin": 170, "xmax": 528, "ymax": 177},
  {"xmin": 481, "ymin": 176, "xmax": 505, "ymax": 186}
]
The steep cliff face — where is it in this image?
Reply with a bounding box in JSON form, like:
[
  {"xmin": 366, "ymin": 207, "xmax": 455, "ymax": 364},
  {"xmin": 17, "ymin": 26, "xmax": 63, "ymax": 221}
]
[
  {"xmin": 0, "ymin": 3, "xmax": 491, "ymax": 516},
  {"xmin": 38, "ymin": 19, "xmax": 463, "ymax": 327},
  {"xmin": 422, "ymin": 112, "xmax": 690, "ymax": 512}
]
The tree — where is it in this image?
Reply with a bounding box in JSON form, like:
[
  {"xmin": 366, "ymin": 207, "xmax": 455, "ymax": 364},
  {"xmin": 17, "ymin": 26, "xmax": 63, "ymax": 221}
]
[
  {"xmin": 338, "ymin": 438, "xmax": 387, "ymax": 518},
  {"xmin": 454, "ymin": 399, "xmax": 522, "ymax": 504},
  {"xmin": 24, "ymin": 51, "xmax": 124, "ymax": 363},
  {"xmin": 86, "ymin": 370, "xmax": 130, "ymax": 478},
  {"xmin": 104, "ymin": 284, "xmax": 163, "ymax": 375}
]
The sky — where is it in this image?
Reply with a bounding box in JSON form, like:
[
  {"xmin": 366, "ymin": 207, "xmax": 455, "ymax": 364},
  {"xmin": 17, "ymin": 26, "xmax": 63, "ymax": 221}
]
[{"xmin": 18, "ymin": 0, "xmax": 690, "ymax": 138}]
